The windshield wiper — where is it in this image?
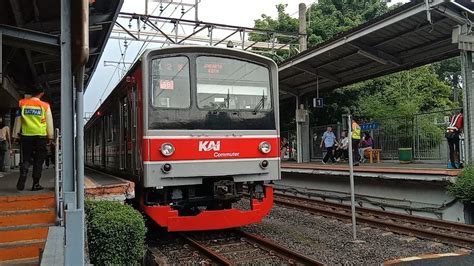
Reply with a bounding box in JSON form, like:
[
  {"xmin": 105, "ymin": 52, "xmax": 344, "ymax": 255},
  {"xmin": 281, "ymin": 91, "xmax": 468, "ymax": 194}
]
[{"xmin": 252, "ymin": 94, "xmax": 265, "ymax": 114}]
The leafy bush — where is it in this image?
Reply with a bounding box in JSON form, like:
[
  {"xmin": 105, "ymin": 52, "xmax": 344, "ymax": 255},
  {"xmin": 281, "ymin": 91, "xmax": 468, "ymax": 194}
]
[
  {"xmin": 85, "ymin": 200, "xmax": 147, "ymax": 265},
  {"xmin": 448, "ymin": 165, "xmax": 474, "ymax": 203}
]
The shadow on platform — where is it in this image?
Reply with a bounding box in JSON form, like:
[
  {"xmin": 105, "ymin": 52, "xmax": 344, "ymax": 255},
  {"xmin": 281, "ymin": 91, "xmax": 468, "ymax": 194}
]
[{"xmin": 0, "ymin": 168, "xmax": 55, "ymax": 196}]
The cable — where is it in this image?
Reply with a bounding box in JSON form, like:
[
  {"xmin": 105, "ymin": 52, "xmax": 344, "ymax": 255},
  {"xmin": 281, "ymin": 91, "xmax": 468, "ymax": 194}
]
[{"xmin": 91, "ymin": 40, "xmax": 131, "ymax": 112}]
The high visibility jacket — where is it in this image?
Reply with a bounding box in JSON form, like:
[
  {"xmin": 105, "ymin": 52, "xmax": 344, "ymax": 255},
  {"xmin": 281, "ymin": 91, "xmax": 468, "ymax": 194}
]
[
  {"xmin": 18, "ymin": 98, "xmax": 50, "ymax": 137},
  {"xmin": 352, "ymin": 122, "xmax": 361, "ymax": 140}
]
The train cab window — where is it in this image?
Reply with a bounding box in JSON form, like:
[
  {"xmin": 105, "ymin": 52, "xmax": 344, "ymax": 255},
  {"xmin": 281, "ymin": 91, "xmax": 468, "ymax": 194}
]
[
  {"xmin": 150, "ymin": 56, "xmax": 190, "ymax": 109},
  {"xmin": 196, "ymin": 56, "xmax": 271, "ymax": 111}
]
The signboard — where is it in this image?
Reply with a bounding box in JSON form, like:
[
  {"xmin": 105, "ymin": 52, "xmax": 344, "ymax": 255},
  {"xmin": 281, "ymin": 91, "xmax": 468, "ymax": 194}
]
[
  {"xmin": 360, "ymin": 122, "xmax": 380, "ymax": 131},
  {"xmin": 313, "ymin": 98, "xmax": 323, "ymax": 108}
]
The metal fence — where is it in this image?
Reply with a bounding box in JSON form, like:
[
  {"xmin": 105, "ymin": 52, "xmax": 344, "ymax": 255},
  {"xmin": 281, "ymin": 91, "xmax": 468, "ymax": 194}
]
[{"xmin": 306, "ymin": 109, "xmax": 461, "ymax": 162}]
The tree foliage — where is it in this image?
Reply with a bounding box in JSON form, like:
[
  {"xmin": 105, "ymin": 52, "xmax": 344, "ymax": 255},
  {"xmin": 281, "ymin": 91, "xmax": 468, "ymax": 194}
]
[
  {"xmin": 307, "ymin": 0, "xmax": 389, "ymax": 45},
  {"xmin": 355, "ymin": 65, "xmax": 454, "ymax": 119}
]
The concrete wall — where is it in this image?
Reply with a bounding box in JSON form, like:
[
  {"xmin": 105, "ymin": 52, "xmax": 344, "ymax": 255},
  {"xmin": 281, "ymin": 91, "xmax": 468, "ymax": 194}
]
[{"xmin": 277, "ymin": 172, "xmax": 466, "ymax": 223}]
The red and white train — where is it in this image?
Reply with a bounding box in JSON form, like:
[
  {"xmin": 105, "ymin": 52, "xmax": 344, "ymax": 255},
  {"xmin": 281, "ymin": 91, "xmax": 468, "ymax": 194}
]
[{"xmin": 85, "ymin": 46, "xmax": 280, "ymax": 231}]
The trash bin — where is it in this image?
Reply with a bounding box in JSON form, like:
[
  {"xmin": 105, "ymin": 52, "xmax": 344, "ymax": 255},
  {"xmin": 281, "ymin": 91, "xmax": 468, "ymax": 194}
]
[{"xmin": 398, "ymin": 148, "xmax": 413, "ymax": 164}]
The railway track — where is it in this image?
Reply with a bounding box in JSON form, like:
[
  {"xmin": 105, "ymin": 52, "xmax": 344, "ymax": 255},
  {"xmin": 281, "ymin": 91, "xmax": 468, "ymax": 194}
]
[
  {"xmin": 181, "ymin": 230, "xmax": 324, "ymax": 265},
  {"xmin": 273, "ymin": 191, "xmax": 474, "ymax": 248}
]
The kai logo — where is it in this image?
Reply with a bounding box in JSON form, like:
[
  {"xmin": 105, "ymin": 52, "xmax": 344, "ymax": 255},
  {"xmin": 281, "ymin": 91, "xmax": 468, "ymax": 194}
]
[{"xmin": 198, "ymin": 141, "xmax": 221, "ymax": 152}]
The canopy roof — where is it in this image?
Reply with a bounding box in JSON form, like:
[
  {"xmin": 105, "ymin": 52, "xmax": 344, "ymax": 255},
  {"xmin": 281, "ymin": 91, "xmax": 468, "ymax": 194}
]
[{"xmin": 0, "ymin": 0, "xmax": 123, "ymax": 121}]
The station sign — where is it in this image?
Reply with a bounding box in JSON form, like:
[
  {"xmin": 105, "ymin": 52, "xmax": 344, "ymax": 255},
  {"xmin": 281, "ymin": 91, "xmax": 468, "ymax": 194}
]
[
  {"xmin": 313, "ymin": 98, "xmax": 323, "ymax": 108},
  {"xmin": 360, "ymin": 122, "xmax": 380, "ymax": 131}
]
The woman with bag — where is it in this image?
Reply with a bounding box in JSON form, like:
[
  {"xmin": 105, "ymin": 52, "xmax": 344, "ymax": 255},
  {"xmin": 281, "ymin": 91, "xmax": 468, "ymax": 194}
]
[{"xmin": 446, "ymin": 110, "xmax": 463, "ymax": 169}]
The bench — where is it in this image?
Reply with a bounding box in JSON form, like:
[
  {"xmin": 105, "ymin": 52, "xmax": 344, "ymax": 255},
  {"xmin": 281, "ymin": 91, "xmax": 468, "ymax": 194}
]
[{"xmin": 364, "ymin": 149, "xmax": 382, "ymax": 163}]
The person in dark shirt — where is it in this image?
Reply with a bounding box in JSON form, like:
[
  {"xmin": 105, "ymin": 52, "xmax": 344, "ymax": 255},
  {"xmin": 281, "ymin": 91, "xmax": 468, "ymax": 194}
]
[
  {"xmin": 280, "ymin": 137, "xmax": 289, "ymax": 160},
  {"xmin": 359, "ymin": 132, "xmax": 374, "ymax": 163}
]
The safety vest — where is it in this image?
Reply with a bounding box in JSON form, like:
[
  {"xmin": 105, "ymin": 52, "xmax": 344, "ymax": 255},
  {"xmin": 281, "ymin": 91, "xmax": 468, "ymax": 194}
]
[
  {"xmin": 19, "ymin": 98, "xmax": 49, "ymax": 137},
  {"xmin": 352, "ymin": 122, "xmax": 361, "ymax": 140}
]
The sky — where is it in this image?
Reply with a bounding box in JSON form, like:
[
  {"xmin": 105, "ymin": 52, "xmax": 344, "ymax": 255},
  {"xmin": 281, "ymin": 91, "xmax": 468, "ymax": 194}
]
[{"xmin": 84, "ymin": 0, "xmax": 410, "ymax": 115}]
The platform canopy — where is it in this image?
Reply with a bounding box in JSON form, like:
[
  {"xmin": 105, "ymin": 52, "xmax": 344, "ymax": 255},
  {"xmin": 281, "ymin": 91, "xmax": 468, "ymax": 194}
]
[
  {"xmin": 278, "ymin": 0, "xmax": 474, "ymax": 99},
  {"xmin": 0, "ymin": 0, "xmax": 122, "ymax": 122}
]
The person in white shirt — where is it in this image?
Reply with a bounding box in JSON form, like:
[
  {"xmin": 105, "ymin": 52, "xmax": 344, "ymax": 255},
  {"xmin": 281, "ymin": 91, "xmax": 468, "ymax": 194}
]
[
  {"xmin": 0, "ymin": 117, "xmax": 11, "ymax": 174},
  {"xmin": 335, "ymin": 131, "xmax": 349, "ymax": 162}
]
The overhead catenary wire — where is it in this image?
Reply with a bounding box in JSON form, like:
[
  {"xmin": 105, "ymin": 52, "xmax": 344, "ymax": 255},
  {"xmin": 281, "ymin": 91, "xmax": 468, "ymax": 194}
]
[{"xmin": 91, "ymin": 0, "xmax": 174, "ymax": 113}]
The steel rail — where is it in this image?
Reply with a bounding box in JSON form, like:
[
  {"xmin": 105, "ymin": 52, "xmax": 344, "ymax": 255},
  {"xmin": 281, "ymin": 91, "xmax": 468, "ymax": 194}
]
[
  {"xmin": 180, "ymin": 234, "xmax": 233, "ymax": 265},
  {"xmin": 239, "ymin": 231, "xmax": 325, "ymax": 265},
  {"xmin": 274, "ymin": 191, "xmax": 474, "ymax": 235},
  {"xmin": 180, "ymin": 230, "xmax": 324, "ymax": 265},
  {"xmin": 274, "ymin": 195, "xmax": 474, "ymax": 248}
]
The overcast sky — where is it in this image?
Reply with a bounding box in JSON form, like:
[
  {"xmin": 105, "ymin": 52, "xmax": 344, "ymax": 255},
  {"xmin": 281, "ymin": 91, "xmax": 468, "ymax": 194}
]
[{"xmin": 84, "ymin": 0, "xmax": 410, "ymax": 115}]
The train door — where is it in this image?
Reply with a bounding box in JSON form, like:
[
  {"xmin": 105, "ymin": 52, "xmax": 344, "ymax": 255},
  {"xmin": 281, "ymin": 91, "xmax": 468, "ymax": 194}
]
[
  {"xmin": 101, "ymin": 118, "xmax": 106, "ymax": 168},
  {"xmin": 130, "ymin": 85, "xmax": 139, "ymax": 174},
  {"xmin": 120, "ymin": 96, "xmax": 131, "ymax": 171}
]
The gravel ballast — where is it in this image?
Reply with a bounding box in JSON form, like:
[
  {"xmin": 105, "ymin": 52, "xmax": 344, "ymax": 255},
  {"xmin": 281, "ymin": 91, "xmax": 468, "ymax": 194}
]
[{"xmin": 241, "ymin": 204, "xmax": 470, "ymax": 265}]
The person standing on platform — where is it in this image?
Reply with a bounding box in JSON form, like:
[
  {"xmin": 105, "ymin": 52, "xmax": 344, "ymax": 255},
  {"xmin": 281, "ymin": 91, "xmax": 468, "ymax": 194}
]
[
  {"xmin": 13, "ymin": 87, "xmax": 54, "ymax": 191},
  {"xmin": 280, "ymin": 137, "xmax": 289, "ymax": 160},
  {"xmin": 320, "ymin": 126, "xmax": 337, "ymax": 164},
  {"xmin": 446, "ymin": 109, "xmax": 463, "ymax": 169},
  {"xmin": 0, "ymin": 117, "xmax": 12, "ymax": 176},
  {"xmin": 351, "ymin": 119, "xmax": 361, "ymax": 166},
  {"xmin": 335, "ymin": 131, "xmax": 349, "ymax": 162}
]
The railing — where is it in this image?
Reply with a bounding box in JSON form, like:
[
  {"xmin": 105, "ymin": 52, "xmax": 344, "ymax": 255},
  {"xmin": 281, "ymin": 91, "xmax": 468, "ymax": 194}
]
[
  {"xmin": 54, "ymin": 128, "xmax": 64, "ymax": 225},
  {"xmin": 304, "ymin": 109, "xmax": 462, "ymax": 162}
]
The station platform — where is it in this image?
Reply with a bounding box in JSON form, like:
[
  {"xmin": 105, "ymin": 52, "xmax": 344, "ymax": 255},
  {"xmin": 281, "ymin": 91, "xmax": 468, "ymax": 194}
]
[
  {"xmin": 84, "ymin": 168, "xmax": 135, "ymax": 201},
  {"xmin": 281, "ymin": 161, "xmax": 461, "ymax": 182},
  {"xmin": 0, "ymin": 167, "xmax": 134, "ymax": 200},
  {"xmin": 278, "ymin": 161, "xmax": 466, "ymax": 223}
]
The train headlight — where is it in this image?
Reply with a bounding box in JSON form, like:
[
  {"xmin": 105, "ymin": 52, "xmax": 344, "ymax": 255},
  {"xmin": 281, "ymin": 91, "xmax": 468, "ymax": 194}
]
[
  {"xmin": 259, "ymin": 141, "xmax": 272, "ymax": 154},
  {"xmin": 160, "ymin": 143, "xmax": 175, "ymax": 156}
]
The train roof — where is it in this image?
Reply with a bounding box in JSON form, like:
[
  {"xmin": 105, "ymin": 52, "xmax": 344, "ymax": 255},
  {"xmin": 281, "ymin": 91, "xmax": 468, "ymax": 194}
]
[{"xmin": 86, "ymin": 46, "xmax": 278, "ymax": 128}]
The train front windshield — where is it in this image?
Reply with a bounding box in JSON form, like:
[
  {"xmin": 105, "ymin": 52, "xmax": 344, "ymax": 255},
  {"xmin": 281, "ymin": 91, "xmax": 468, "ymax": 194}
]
[
  {"xmin": 149, "ymin": 55, "xmax": 275, "ymax": 130},
  {"xmin": 196, "ymin": 57, "xmax": 271, "ymax": 111}
]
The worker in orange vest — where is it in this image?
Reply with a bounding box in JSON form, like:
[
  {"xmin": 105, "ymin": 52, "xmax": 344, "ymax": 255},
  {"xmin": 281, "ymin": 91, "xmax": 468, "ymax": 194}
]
[{"xmin": 12, "ymin": 87, "xmax": 54, "ymax": 191}]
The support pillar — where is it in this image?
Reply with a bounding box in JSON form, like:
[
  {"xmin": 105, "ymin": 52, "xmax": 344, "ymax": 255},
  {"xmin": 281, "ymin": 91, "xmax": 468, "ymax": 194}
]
[
  {"xmin": 60, "ymin": 0, "xmax": 74, "ymax": 200},
  {"xmin": 61, "ymin": 0, "xmax": 85, "ymax": 264},
  {"xmin": 296, "ymin": 97, "xmax": 310, "ymax": 163},
  {"xmin": 461, "ymin": 50, "xmax": 474, "ymax": 164},
  {"xmin": 298, "ymin": 3, "xmax": 307, "ymax": 52}
]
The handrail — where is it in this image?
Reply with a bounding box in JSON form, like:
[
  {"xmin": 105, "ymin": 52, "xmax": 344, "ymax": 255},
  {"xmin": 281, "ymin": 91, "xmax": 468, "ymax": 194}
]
[{"xmin": 54, "ymin": 128, "xmax": 64, "ymax": 225}]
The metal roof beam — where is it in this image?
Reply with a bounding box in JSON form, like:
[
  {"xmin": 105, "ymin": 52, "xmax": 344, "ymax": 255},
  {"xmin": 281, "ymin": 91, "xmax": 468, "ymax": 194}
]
[
  {"xmin": 349, "ymin": 41, "xmax": 402, "ymax": 66},
  {"xmin": 294, "ymin": 62, "xmax": 341, "ymax": 83},
  {"xmin": 33, "ymin": 54, "xmax": 59, "ymax": 64},
  {"xmin": 0, "ymin": 25, "xmax": 59, "ymax": 55},
  {"xmin": 310, "ymin": 16, "xmax": 451, "ymax": 71},
  {"xmin": 23, "ymin": 13, "xmax": 112, "ymax": 32}
]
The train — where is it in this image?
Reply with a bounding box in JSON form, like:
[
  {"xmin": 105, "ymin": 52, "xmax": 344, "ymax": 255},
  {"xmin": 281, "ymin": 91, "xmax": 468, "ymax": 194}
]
[{"xmin": 85, "ymin": 46, "xmax": 280, "ymax": 231}]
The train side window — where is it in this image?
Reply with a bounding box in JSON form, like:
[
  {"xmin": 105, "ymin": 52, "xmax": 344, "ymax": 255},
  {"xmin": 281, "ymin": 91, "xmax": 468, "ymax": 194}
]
[
  {"xmin": 106, "ymin": 114, "xmax": 113, "ymax": 142},
  {"xmin": 150, "ymin": 56, "xmax": 190, "ymax": 109}
]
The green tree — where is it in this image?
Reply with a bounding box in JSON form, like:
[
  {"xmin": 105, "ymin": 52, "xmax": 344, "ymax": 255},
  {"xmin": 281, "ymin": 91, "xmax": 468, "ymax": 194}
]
[
  {"xmin": 356, "ymin": 65, "xmax": 454, "ymax": 119},
  {"xmin": 433, "ymin": 57, "xmax": 462, "ymax": 104},
  {"xmin": 307, "ymin": 0, "xmax": 389, "ymax": 46},
  {"xmin": 250, "ymin": 4, "xmax": 299, "ymax": 63}
]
